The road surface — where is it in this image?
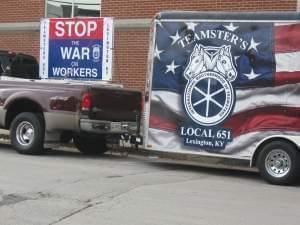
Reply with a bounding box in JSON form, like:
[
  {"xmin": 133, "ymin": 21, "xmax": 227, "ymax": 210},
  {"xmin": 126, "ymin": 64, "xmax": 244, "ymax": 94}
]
[{"xmin": 0, "ymin": 144, "xmax": 299, "ymax": 225}]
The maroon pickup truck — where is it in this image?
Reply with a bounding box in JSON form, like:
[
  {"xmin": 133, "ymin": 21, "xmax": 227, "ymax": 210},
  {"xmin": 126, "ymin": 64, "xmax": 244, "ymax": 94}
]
[{"xmin": 0, "ymin": 77, "xmax": 142, "ymax": 155}]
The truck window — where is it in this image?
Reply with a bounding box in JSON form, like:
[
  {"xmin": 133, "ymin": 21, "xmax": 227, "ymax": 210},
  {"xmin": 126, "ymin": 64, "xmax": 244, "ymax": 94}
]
[
  {"xmin": 10, "ymin": 55, "xmax": 39, "ymax": 79},
  {"xmin": 0, "ymin": 55, "xmax": 10, "ymax": 75},
  {"xmin": 0, "ymin": 60, "xmax": 3, "ymax": 74}
]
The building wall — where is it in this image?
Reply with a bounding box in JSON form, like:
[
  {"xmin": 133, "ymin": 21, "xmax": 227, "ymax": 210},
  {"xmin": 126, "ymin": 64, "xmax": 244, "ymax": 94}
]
[
  {"xmin": 102, "ymin": 0, "xmax": 297, "ymax": 19},
  {"xmin": 113, "ymin": 29, "xmax": 150, "ymax": 91},
  {"xmin": 0, "ymin": 0, "xmax": 298, "ymax": 92},
  {"xmin": 0, "ymin": 0, "xmax": 43, "ymax": 60},
  {"xmin": 0, "ymin": 0, "xmax": 44, "ymax": 23},
  {"xmin": 0, "ymin": 32, "xmax": 40, "ymax": 58}
]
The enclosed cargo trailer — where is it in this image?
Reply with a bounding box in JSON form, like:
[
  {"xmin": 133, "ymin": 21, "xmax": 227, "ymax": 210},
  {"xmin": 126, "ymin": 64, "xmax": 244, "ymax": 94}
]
[{"xmin": 143, "ymin": 11, "xmax": 300, "ymax": 185}]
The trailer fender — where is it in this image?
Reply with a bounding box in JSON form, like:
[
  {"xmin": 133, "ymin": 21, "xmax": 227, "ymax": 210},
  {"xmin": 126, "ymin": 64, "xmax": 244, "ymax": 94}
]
[{"xmin": 250, "ymin": 135, "xmax": 300, "ymax": 167}]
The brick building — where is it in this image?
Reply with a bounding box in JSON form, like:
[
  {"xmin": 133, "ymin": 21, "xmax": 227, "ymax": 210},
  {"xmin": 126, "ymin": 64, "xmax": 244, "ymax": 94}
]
[{"xmin": 0, "ymin": 0, "xmax": 298, "ymax": 91}]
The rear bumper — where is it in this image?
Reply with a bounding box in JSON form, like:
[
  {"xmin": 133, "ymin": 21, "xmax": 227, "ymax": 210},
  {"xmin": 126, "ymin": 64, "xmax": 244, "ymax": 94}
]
[{"xmin": 80, "ymin": 119, "xmax": 138, "ymax": 135}]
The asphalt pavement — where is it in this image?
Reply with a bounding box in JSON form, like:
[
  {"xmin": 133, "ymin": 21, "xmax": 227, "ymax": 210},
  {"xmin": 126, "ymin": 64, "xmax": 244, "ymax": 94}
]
[{"xmin": 0, "ymin": 143, "xmax": 300, "ymax": 225}]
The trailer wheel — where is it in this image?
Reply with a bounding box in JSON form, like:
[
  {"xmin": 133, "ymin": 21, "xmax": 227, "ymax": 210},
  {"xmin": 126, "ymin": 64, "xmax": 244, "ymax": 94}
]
[
  {"xmin": 73, "ymin": 135, "xmax": 107, "ymax": 155},
  {"xmin": 257, "ymin": 141, "xmax": 300, "ymax": 185},
  {"xmin": 10, "ymin": 112, "xmax": 45, "ymax": 155}
]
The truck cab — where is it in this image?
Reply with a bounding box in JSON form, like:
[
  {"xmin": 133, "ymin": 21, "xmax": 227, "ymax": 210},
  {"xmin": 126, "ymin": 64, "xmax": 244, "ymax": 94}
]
[{"xmin": 0, "ymin": 50, "xmax": 39, "ymax": 79}]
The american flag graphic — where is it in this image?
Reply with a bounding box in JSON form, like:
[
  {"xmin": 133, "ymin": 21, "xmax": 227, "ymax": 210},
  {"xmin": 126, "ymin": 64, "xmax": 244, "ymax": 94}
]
[{"xmin": 146, "ymin": 13, "xmax": 300, "ymax": 158}]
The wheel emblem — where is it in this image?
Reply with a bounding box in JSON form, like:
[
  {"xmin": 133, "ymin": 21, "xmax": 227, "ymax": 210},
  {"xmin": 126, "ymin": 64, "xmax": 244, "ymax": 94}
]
[
  {"xmin": 265, "ymin": 149, "xmax": 291, "ymax": 178},
  {"xmin": 16, "ymin": 121, "xmax": 35, "ymax": 146},
  {"xmin": 184, "ymin": 71, "xmax": 234, "ymax": 126}
]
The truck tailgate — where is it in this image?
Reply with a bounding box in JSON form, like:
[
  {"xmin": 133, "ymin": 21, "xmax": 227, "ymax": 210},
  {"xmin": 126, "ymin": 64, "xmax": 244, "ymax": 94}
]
[{"xmin": 88, "ymin": 87, "xmax": 142, "ymax": 121}]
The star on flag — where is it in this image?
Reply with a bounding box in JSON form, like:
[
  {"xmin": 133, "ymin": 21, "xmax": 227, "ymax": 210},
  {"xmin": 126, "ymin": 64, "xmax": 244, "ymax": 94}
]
[
  {"xmin": 185, "ymin": 22, "xmax": 198, "ymax": 31},
  {"xmin": 224, "ymin": 22, "xmax": 239, "ymax": 32},
  {"xmin": 165, "ymin": 60, "xmax": 180, "ymax": 75},
  {"xmin": 243, "ymin": 69, "xmax": 261, "ymax": 80},
  {"xmin": 170, "ymin": 31, "xmax": 181, "ymax": 45},
  {"xmin": 248, "ymin": 37, "xmax": 261, "ymax": 52},
  {"xmin": 154, "ymin": 45, "xmax": 164, "ymax": 60}
]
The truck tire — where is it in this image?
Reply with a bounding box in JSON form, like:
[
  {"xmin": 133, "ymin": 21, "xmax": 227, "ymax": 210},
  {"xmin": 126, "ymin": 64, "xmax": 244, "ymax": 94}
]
[
  {"xmin": 73, "ymin": 135, "xmax": 107, "ymax": 155},
  {"xmin": 257, "ymin": 140, "xmax": 300, "ymax": 185},
  {"xmin": 10, "ymin": 112, "xmax": 45, "ymax": 155}
]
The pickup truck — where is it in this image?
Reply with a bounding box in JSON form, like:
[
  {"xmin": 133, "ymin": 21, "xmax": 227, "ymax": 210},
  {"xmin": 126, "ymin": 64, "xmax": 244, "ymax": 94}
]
[{"xmin": 0, "ymin": 77, "xmax": 142, "ymax": 155}]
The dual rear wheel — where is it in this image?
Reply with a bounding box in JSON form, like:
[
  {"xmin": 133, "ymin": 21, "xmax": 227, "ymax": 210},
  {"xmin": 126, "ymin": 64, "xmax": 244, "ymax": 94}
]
[
  {"xmin": 10, "ymin": 112, "xmax": 107, "ymax": 155},
  {"xmin": 73, "ymin": 135, "xmax": 107, "ymax": 155},
  {"xmin": 10, "ymin": 112, "xmax": 45, "ymax": 155}
]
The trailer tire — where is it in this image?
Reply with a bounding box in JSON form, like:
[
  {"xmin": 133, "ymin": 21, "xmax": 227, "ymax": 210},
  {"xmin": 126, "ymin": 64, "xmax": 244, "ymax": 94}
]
[
  {"xmin": 257, "ymin": 141, "xmax": 300, "ymax": 185},
  {"xmin": 10, "ymin": 112, "xmax": 45, "ymax": 155},
  {"xmin": 73, "ymin": 135, "xmax": 107, "ymax": 155}
]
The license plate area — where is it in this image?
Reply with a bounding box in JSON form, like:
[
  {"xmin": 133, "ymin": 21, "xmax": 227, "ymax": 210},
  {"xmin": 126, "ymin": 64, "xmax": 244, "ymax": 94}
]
[{"xmin": 111, "ymin": 122, "xmax": 122, "ymax": 132}]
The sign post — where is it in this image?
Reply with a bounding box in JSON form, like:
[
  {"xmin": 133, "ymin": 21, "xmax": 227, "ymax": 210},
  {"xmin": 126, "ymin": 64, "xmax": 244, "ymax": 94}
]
[{"xmin": 40, "ymin": 17, "xmax": 113, "ymax": 81}]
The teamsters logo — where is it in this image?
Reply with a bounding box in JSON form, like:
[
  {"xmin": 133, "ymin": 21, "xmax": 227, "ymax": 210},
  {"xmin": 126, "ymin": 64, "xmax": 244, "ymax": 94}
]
[
  {"xmin": 184, "ymin": 44, "xmax": 236, "ymax": 126},
  {"xmin": 180, "ymin": 44, "xmax": 237, "ymax": 149}
]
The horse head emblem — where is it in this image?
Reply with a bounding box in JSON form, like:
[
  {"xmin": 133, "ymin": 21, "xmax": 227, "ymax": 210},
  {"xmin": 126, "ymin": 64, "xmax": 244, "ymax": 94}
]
[
  {"xmin": 184, "ymin": 44, "xmax": 211, "ymax": 80},
  {"xmin": 214, "ymin": 45, "xmax": 237, "ymax": 82},
  {"xmin": 184, "ymin": 44, "xmax": 237, "ymax": 82}
]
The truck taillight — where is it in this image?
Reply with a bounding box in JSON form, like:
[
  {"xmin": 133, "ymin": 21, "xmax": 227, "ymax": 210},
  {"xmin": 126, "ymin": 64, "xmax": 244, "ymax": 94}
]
[{"xmin": 81, "ymin": 93, "xmax": 92, "ymax": 111}]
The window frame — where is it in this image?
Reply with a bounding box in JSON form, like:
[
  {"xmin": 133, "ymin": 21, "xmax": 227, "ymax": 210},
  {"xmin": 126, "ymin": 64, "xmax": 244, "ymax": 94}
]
[{"xmin": 45, "ymin": 0, "xmax": 101, "ymax": 18}]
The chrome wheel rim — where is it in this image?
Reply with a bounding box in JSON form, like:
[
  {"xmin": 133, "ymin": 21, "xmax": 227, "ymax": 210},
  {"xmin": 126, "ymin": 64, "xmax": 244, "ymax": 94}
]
[
  {"xmin": 265, "ymin": 149, "xmax": 291, "ymax": 178},
  {"xmin": 16, "ymin": 121, "xmax": 34, "ymax": 146}
]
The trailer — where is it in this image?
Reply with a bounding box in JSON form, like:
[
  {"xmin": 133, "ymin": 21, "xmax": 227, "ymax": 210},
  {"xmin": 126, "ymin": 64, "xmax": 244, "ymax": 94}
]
[{"xmin": 143, "ymin": 11, "xmax": 300, "ymax": 185}]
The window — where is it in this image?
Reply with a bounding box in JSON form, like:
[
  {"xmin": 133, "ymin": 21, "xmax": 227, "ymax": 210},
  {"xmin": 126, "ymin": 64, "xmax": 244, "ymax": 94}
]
[
  {"xmin": 46, "ymin": 0, "xmax": 101, "ymax": 18},
  {"xmin": 0, "ymin": 52, "xmax": 39, "ymax": 79}
]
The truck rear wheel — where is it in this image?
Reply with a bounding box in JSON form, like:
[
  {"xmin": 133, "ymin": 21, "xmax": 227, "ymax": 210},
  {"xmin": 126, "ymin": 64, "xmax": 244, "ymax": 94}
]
[
  {"xmin": 73, "ymin": 135, "xmax": 107, "ymax": 155},
  {"xmin": 257, "ymin": 141, "xmax": 300, "ymax": 185},
  {"xmin": 10, "ymin": 112, "xmax": 45, "ymax": 155}
]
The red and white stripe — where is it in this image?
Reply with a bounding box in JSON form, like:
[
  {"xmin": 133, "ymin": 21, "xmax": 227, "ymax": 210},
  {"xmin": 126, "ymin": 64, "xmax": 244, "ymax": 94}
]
[
  {"xmin": 275, "ymin": 23, "xmax": 300, "ymax": 85},
  {"xmin": 149, "ymin": 84, "xmax": 300, "ymax": 140}
]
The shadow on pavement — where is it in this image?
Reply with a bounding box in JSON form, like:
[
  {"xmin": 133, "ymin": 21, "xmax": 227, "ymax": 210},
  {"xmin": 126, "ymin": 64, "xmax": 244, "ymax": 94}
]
[
  {"xmin": 146, "ymin": 159, "xmax": 261, "ymax": 181},
  {"xmin": 1, "ymin": 143, "xmax": 300, "ymax": 186}
]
